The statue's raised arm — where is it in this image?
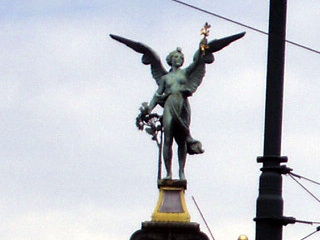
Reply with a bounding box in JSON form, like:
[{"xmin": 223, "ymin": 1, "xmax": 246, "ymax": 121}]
[{"xmin": 109, "ymin": 34, "xmax": 168, "ymax": 86}]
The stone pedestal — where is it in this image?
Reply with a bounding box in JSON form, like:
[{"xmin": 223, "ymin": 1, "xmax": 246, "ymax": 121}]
[
  {"xmin": 152, "ymin": 179, "xmax": 190, "ymax": 222},
  {"xmin": 129, "ymin": 179, "xmax": 209, "ymax": 240}
]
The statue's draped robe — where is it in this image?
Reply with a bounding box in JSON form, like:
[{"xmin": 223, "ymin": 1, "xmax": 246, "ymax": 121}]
[{"xmin": 160, "ymin": 90, "xmax": 204, "ymax": 155}]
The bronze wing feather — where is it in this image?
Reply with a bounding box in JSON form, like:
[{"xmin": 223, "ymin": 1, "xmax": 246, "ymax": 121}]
[
  {"xmin": 110, "ymin": 34, "xmax": 168, "ymax": 86},
  {"xmin": 185, "ymin": 51, "xmax": 206, "ymax": 94}
]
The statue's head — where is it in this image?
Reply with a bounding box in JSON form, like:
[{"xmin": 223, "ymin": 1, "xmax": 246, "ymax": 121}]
[{"xmin": 166, "ymin": 47, "xmax": 184, "ymax": 67}]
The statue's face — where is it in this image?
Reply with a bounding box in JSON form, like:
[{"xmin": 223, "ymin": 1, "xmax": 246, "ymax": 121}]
[{"xmin": 171, "ymin": 52, "xmax": 184, "ymax": 67}]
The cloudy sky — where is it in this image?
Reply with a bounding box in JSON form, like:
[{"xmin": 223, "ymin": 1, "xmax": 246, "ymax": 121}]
[{"xmin": 1, "ymin": 0, "xmax": 320, "ymax": 240}]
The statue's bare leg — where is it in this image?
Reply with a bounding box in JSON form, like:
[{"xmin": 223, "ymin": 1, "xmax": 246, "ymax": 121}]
[
  {"xmin": 163, "ymin": 134, "xmax": 173, "ymax": 179},
  {"xmin": 163, "ymin": 112, "xmax": 173, "ymax": 179},
  {"xmin": 177, "ymin": 139, "xmax": 187, "ymax": 180}
]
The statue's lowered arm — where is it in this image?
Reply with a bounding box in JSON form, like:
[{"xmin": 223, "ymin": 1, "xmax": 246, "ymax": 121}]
[{"xmin": 148, "ymin": 79, "xmax": 166, "ymax": 112}]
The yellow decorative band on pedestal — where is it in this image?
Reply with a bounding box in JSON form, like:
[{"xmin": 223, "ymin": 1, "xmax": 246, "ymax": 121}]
[{"xmin": 152, "ymin": 186, "xmax": 190, "ymax": 222}]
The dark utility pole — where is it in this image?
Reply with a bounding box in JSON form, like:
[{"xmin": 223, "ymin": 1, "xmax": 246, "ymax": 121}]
[{"xmin": 255, "ymin": 0, "xmax": 294, "ymax": 240}]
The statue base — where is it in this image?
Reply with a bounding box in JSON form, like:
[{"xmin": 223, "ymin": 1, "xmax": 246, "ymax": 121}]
[
  {"xmin": 130, "ymin": 221, "xmax": 210, "ymax": 240},
  {"xmin": 152, "ymin": 179, "xmax": 190, "ymax": 222},
  {"xmin": 129, "ymin": 179, "xmax": 209, "ymax": 240}
]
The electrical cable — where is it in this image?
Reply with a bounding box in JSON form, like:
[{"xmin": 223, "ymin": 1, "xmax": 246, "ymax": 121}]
[
  {"xmin": 290, "ymin": 172, "xmax": 320, "ymax": 186},
  {"xmin": 288, "ymin": 174, "xmax": 320, "ymax": 204},
  {"xmin": 192, "ymin": 196, "xmax": 216, "ymax": 240},
  {"xmin": 295, "ymin": 219, "xmax": 320, "ymax": 225},
  {"xmin": 300, "ymin": 226, "xmax": 320, "ymax": 240},
  {"xmin": 286, "ymin": 174, "xmax": 320, "ymax": 239},
  {"xmin": 169, "ymin": 0, "xmax": 320, "ymax": 55}
]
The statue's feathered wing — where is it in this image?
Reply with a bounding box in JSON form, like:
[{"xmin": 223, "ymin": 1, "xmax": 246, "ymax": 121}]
[
  {"xmin": 185, "ymin": 52, "xmax": 206, "ymax": 95},
  {"xmin": 186, "ymin": 31, "xmax": 246, "ymax": 94},
  {"xmin": 208, "ymin": 32, "xmax": 245, "ymax": 53},
  {"xmin": 110, "ymin": 34, "xmax": 168, "ymax": 86}
]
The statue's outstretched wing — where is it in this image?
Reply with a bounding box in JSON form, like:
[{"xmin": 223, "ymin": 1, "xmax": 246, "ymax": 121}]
[
  {"xmin": 186, "ymin": 32, "xmax": 246, "ymax": 94},
  {"xmin": 208, "ymin": 32, "xmax": 246, "ymax": 53},
  {"xmin": 110, "ymin": 34, "xmax": 168, "ymax": 86}
]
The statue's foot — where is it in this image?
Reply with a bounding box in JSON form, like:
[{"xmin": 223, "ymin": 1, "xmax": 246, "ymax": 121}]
[
  {"xmin": 164, "ymin": 172, "xmax": 172, "ymax": 180},
  {"xmin": 179, "ymin": 171, "xmax": 186, "ymax": 180}
]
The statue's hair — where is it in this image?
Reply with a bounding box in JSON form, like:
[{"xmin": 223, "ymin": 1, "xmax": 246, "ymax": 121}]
[{"xmin": 166, "ymin": 47, "xmax": 184, "ymax": 66}]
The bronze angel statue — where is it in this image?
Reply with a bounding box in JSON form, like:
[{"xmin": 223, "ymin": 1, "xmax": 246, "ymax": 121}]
[{"xmin": 110, "ymin": 27, "xmax": 245, "ymax": 180}]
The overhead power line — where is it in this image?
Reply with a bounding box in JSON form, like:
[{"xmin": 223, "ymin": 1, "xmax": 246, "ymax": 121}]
[
  {"xmin": 288, "ymin": 174, "xmax": 320, "ymax": 204},
  {"xmin": 290, "ymin": 172, "xmax": 320, "ymax": 186},
  {"xmin": 300, "ymin": 226, "xmax": 320, "ymax": 240},
  {"xmin": 169, "ymin": 0, "xmax": 320, "ymax": 55},
  {"xmin": 192, "ymin": 196, "xmax": 216, "ymax": 240}
]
